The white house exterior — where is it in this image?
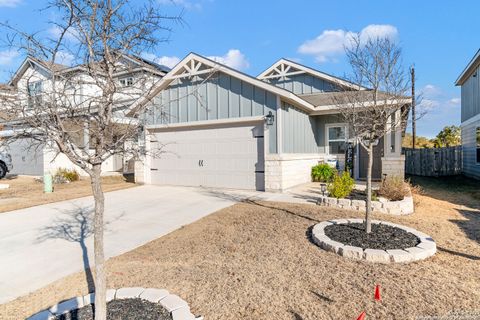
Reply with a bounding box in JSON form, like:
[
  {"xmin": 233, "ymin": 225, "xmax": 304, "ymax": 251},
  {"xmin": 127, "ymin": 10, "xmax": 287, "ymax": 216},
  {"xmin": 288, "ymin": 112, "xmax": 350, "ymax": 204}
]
[
  {"xmin": 129, "ymin": 53, "xmax": 408, "ymax": 192},
  {"xmin": 0, "ymin": 55, "xmax": 169, "ymax": 176},
  {"xmin": 456, "ymin": 49, "xmax": 480, "ymax": 180}
]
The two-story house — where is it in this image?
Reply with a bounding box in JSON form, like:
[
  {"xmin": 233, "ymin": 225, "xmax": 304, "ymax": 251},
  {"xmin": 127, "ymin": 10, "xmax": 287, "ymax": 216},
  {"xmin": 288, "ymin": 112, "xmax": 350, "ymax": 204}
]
[
  {"xmin": 0, "ymin": 54, "xmax": 169, "ymax": 176},
  {"xmin": 456, "ymin": 49, "xmax": 480, "ymax": 180}
]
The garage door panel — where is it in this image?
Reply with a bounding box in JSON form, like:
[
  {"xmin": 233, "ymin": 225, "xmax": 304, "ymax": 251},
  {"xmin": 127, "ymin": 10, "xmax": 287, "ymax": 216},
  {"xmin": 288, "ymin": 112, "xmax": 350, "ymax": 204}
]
[{"xmin": 150, "ymin": 123, "xmax": 264, "ymax": 190}]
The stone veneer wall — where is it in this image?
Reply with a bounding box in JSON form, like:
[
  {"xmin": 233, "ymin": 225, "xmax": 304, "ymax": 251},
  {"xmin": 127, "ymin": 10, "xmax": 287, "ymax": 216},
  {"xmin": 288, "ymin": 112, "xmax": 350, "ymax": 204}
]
[
  {"xmin": 381, "ymin": 156, "xmax": 405, "ymax": 178},
  {"xmin": 265, "ymin": 154, "xmax": 324, "ymax": 191}
]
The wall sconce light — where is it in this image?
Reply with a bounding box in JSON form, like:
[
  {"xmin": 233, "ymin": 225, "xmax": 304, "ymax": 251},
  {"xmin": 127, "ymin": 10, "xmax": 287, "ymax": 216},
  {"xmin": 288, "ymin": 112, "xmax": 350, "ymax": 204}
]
[{"xmin": 265, "ymin": 111, "xmax": 274, "ymax": 126}]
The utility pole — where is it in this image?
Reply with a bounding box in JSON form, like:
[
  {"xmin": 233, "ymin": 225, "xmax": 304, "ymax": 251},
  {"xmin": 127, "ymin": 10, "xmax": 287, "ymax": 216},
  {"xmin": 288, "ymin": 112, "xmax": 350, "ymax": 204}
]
[{"xmin": 410, "ymin": 65, "xmax": 416, "ymax": 149}]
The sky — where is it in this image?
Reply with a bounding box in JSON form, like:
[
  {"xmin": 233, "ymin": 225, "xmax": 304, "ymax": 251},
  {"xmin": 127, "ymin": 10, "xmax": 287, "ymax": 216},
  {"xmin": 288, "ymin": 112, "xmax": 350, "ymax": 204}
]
[{"xmin": 0, "ymin": 0, "xmax": 478, "ymax": 137}]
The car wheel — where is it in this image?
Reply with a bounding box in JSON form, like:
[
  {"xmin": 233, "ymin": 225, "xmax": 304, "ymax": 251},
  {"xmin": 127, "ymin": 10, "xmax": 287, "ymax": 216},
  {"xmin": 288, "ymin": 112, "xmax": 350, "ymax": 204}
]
[{"xmin": 0, "ymin": 162, "xmax": 6, "ymax": 179}]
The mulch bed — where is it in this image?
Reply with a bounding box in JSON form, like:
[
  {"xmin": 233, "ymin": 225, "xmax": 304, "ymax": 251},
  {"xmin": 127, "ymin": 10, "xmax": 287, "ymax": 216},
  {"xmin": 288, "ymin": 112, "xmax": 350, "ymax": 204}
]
[
  {"xmin": 54, "ymin": 298, "xmax": 172, "ymax": 320},
  {"xmin": 324, "ymin": 222, "xmax": 420, "ymax": 250}
]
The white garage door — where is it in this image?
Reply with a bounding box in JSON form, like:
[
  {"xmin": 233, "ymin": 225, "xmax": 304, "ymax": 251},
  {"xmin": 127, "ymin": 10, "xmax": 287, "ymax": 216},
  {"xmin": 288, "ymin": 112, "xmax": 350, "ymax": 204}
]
[{"xmin": 150, "ymin": 122, "xmax": 265, "ymax": 190}]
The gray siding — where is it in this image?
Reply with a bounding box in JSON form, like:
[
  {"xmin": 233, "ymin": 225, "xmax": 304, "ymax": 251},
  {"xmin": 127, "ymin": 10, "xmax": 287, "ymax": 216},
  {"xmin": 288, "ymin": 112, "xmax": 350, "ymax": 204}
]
[
  {"xmin": 281, "ymin": 103, "xmax": 341, "ymax": 153},
  {"xmin": 268, "ymin": 74, "xmax": 339, "ymax": 95},
  {"xmin": 4, "ymin": 138, "xmax": 44, "ymax": 176},
  {"xmin": 148, "ymin": 71, "xmax": 278, "ymax": 153},
  {"xmin": 461, "ymin": 65, "xmax": 480, "ymax": 122},
  {"xmin": 461, "ymin": 119, "xmax": 480, "ymax": 179}
]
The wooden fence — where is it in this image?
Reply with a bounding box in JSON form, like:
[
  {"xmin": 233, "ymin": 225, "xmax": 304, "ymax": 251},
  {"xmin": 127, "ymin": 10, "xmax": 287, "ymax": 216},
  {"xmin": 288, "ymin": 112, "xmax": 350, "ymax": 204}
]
[{"xmin": 404, "ymin": 146, "xmax": 462, "ymax": 176}]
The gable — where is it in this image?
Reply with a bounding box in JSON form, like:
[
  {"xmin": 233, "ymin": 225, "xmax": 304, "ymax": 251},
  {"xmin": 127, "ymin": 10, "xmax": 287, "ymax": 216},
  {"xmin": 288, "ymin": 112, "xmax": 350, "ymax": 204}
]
[{"xmin": 258, "ymin": 59, "xmax": 362, "ymax": 95}]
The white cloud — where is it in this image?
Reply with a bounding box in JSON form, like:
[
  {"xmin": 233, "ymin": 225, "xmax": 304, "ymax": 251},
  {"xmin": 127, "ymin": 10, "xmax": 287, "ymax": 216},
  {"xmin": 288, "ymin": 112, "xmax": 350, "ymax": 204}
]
[
  {"xmin": 55, "ymin": 51, "xmax": 75, "ymax": 66},
  {"xmin": 208, "ymin": 49, "xmax": 250, "ymax": 71},
  {"xmin": 0, "ymin": 50, "xmax": 19, "ymax": 66},
  {"xmin": 47, "ymin": 26, "xmax": 80, "ymax": 43},
  {"xmin": 422, "ymin": 84, "xmax": 442, "ymax": 97},
  {"xmin": 448, "ymin": 97, "xmax": 460, "ymax": 105},
  {"xmin": 158, "ymin": 0, "xmax": 203, "ymax": 10},
  {"xmin": 141, "ymin": 53, "xmax": 180, "ymax": 69},
  {"xmin": 418, "ymin": 98, "xmax": 440, "ymax": 112},
  {"xmin": 298, "ymin": 24, "xmax": 398, "ymax": 63},
  {"xmin": 359, "ymin": 24, "xmax": 398, "ymax": 43},
  {"xmin": 0, "ymin": 0, "xmax": 22, "ymax": 8}
]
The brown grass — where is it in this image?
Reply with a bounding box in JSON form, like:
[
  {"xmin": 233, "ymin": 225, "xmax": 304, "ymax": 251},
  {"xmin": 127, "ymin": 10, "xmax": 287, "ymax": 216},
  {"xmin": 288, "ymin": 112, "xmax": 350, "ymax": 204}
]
[
  {"xmin": 0, "ymin": 175, "xmax": 136, "ymax": 213},
  {"xmin": 1, "ymin": 177, "xmax": 479, "ymax": 320}
]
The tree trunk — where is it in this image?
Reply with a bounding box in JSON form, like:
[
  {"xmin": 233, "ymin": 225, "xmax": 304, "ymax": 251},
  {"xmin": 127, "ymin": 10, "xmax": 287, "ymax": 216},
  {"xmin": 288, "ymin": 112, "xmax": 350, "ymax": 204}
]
[
  {"xmin": 365, "ymin": 143, "xmax": 373, "ymax": 233},
  {"xmin": 91, "ymin": 164, "xmax": 106, "ymax": 320}
]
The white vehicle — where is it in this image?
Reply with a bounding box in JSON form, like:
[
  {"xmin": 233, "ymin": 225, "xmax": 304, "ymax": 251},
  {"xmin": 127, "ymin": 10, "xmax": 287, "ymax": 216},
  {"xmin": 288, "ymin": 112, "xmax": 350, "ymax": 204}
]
[{"xmin": 0, "ymin": 152, "xmax": 12, "ymax": 179}]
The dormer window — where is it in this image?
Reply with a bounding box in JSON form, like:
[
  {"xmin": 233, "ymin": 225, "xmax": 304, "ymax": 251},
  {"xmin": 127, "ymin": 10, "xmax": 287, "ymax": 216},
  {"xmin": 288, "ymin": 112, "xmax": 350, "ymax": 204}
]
[
  {"xmin": 27, "ymin": 80, "xmax": 43, "ymax": 108},
  {"xmin": 119, "ymin": 76, "xmax": 134, "ymax": 87}
]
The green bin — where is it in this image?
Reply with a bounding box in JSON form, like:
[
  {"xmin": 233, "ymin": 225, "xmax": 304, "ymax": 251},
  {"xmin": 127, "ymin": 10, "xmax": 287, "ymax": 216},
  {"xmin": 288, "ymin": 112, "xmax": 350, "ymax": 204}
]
[{"xmin": 44, "ymin": 174, "xmax": 53, "ymax": 193}]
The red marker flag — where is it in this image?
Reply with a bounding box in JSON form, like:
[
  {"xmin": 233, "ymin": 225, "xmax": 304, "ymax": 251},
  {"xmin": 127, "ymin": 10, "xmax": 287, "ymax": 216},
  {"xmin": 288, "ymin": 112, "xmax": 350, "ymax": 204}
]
[
  {"xmin": 356, "ymin": 311, "xmax": 366, "ymax": 320},
  {"xmin": 375, "ymin": 284, "xmax": 381, "ymax": 301}
]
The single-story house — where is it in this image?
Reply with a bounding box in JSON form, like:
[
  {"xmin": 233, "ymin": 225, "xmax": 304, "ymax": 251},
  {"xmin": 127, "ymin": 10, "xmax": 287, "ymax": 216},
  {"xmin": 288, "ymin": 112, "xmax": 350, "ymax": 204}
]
[
  {"xmin": 455, "ymin": 49, "xmax": 480, "ymax": 180},
  {"xmin": 128, "ymin": 53, "xmax": 407, "ymax": 192}
]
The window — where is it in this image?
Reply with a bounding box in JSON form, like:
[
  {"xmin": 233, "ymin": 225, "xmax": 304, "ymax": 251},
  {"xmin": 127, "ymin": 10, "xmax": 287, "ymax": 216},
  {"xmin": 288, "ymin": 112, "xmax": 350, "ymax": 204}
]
[
  {"xmin": 27, "ymin": 81, "xmax": 43, "ymax": 108},
  {"xmin": 476, "ymin": 127, "xmax": 480, "ymax": 164},
  {"xmin": 119, "ymin": 77, "xmax": 134, "ymax": 87},
  {"xmin": 327, "ymin": 125, "xmax": 347, "ymax": 154}
]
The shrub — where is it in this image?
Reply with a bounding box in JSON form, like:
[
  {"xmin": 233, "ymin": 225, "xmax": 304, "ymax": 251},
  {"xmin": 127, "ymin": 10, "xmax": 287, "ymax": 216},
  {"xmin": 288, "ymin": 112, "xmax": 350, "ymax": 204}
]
[
  {"xmin": 378, "ymin": 175, "xmax": 410, "ymax": 201},
  {"xmin": 327, "ymin": 171, "xmax": 355, "ymax": 198},
  {"xmin": 311, "ymin": 163, "xmax": 336, "ymax": 182},
  {"xmin": 54, "ymin": 168, "xmax": 80, "ymax": 183}
]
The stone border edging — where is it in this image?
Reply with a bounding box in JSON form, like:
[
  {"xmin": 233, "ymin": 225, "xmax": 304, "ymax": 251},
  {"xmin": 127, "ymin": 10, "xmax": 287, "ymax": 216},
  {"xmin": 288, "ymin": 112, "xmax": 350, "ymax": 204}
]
[
  {"xmin": 311, "ymin": 219, "xmax": 436, "ymax": 263},
  {"xmin": 27, "ymin": 287, "xmax": 203, "ymax": 320},
  {"xmin": 317, "ymin": 192, "xmax": 414, "ymax": 215}
]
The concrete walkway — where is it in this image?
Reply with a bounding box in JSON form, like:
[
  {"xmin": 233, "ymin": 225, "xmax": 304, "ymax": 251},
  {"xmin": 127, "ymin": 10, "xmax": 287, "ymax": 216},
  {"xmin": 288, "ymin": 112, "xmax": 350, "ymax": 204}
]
[{"xmin": 0, "ymin": 184, "xmax": 317, "ymax": 304}]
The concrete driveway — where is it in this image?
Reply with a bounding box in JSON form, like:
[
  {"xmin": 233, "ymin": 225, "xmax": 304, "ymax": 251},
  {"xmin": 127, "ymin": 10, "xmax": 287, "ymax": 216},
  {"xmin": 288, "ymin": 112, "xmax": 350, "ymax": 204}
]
[{"xmin": 0, "ymin": 185, "xmax": 260, "ymax": 304}]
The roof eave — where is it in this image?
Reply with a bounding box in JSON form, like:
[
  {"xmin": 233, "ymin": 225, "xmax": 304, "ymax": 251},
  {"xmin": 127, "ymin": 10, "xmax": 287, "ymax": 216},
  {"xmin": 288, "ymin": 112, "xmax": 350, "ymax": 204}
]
[{"xmin": 455, "ymin": 49, "xmax": 480, "ymax": 86}]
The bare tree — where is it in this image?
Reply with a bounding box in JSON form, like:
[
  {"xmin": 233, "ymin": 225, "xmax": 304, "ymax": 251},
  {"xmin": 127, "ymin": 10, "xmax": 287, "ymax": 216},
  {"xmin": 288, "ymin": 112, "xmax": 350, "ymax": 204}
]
[
  {"xmin": 0, "ymin": 1, "xmax": 181, "ymax": 319},
  {"xmin": 332, "ymin": 36, "xmax": 410, "ymax": 233}
]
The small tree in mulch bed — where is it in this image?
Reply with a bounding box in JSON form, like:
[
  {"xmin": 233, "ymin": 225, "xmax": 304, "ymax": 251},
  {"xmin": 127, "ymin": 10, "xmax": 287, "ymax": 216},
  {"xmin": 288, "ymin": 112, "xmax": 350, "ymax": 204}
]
[
  {"xmin": 0, "ymin": 1, "xmax": 182, "ymax": 319},
  {"xmin": 331, "ymin": 36, "xmax": 411, "ymax": 233}
]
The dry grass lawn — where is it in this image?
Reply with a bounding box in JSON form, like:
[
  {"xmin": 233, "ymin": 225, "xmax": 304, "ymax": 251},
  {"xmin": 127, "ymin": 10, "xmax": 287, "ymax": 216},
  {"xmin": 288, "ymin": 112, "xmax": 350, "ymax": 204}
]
[
  {"xmin": 1, "ymin": 176, "xmax": 479, "ymax": 320},
  {"xmin": 0, "ymin": 175, "xmax": 136, "ymax": 213}
]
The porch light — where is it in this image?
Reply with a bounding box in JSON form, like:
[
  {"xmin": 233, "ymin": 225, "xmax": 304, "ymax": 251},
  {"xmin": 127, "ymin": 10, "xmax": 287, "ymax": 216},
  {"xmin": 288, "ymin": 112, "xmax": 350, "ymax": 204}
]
[{"xmin": 265, "ymin": 111, "xmax": 274, "ymax": 126}]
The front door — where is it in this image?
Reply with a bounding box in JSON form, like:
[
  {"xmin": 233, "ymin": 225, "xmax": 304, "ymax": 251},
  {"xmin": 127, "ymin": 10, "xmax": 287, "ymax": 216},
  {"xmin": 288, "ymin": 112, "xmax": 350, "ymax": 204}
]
[{"xmin": 358, "ymin": 137, "xmax": 384, "ymax": 180}]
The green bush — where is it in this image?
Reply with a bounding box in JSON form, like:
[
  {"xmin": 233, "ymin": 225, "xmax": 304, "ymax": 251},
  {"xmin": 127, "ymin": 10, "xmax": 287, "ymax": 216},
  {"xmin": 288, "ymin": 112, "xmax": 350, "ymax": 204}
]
[
  {"xmin": 327, "ymin": 171, "xmax": 355, "ymax": 198},
  {"xmin": 54, "ymin": 168, "xmax": 80, "ymax": 183},
  {"xmin": 311, "ymin": 163, "xmax": 336, "ymax": 182}
]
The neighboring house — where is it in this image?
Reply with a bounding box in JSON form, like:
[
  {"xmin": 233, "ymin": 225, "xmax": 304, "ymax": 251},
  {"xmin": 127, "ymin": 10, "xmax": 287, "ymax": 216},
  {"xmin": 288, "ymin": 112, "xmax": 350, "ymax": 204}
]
[
  {"xmin": 128, "ymin": 53, "xmax": 407, "ymax": 192},
  {"xmin": 0, "ymin": 54, "xmax": 169, "ymax": 176},
  {"xmin": 456, "ymin": 49, "xmax": 480, "ymax": 180}
]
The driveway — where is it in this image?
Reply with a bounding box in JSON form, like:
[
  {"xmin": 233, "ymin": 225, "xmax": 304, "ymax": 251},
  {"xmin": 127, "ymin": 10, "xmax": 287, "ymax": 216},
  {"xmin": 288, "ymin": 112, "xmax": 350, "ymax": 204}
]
[{"xmin": 0, "ymin": 185, "xmax": 263, "ymax": 304}]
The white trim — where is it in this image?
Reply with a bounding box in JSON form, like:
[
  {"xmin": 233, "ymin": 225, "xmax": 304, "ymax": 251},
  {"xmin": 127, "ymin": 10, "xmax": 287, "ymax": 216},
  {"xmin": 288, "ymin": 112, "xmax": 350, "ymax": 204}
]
[
  {"xmin": 145, "ymin": 115, "xmax": 264, "ymax": 131},
  {"xmin": 126, "ymin": 53, "xmax": 317, "ymax": 117},
  {"xmin": 276, "ymin": 95, "xmax": 283, "ymax": 154},
  {"xmin": 461, "ymin": 112, "xmax": 480, "ymax": 127},
  {"xmin": 310, "ymin": 98, "xmax": 412, "ymax": 113},
  {"xmin": 257, "ymin": 58, "xmax": 365, "ymax": 90},
  {"xmin": 325, "ymin": 123, "xmax": 348, "ymax": 155}
]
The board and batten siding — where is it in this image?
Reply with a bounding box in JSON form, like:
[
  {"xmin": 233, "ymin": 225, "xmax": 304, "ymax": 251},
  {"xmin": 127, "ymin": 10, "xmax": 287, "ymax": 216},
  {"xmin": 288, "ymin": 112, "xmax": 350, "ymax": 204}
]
[
  {"xmin": 147, "ymin": 72, "xmax": 278, "ymax": 153},
  {"xmin": 461, "ymin": 64, "xmax": 480, "ymax": 122},
  {"xmin": 461, "ymin": 119, "xmax": 480, "ymax": 179},
  {"xmin": 268, "ymin": 74, "xmax": 338, "ymax": 95},
  {"xmin": 281, "ymin": 103, "xmax": 342, "ymax": 154}
]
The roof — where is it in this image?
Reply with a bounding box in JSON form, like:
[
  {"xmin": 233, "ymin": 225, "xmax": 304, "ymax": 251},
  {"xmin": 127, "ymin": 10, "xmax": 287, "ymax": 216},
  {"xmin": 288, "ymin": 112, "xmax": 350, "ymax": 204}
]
[
  {"xmin": 126, "ymin": 52, "xmax": 317, "ymax": 116},
  {"xmin": 257, "ymin": 58, "xmax": 365, "ymax": 90},
  {"xmin": 298, "ymin": 91, "xmax": 411, "ymax": 115},
  {"xmin": 8, "ymin": 53, "xmax": 169, "ymax": 86},
  {"xmin": 455, "ymin": 49, "xmax": 480, "ymax": 86},
  {"xmin": 0, "ymin": 84, "xmax": 15, "ymax": 91}
]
